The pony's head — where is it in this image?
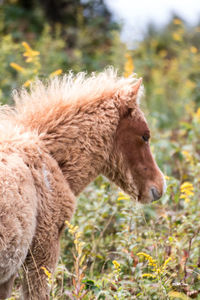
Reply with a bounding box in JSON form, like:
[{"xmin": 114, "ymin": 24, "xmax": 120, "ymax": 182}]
[{"xmin": 104, "ymin": 78, "xmax": 166, "ymax": 203}]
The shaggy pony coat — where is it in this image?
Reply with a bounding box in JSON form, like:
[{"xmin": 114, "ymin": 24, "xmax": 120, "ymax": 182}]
[{"xmin": 0, "ymin": 69, "xmax": 163, "ymax": 299}]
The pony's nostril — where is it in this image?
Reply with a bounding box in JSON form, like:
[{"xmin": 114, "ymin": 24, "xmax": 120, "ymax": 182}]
[{"xmin": 151, "ymin": 187, "xmax": 161, "ymax": 201}]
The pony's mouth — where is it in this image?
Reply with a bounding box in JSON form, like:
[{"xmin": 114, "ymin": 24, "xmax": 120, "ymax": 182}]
[
  {"xmin": 136, "ymin": 191, "xmax": 143, "ymax": 202},
  {"xmin": 137, "ymin": 190, "xmax": 152, "ymax": 203},
  {"xmin": 137, "ymin": 186, "xmax": 162, "ymax": 203}
]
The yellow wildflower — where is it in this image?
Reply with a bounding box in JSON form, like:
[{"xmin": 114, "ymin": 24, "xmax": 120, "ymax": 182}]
[
  {"xmin": 41, "ymin": 266, "xmax": 52, "ymax": 279},
  {"xmin": 172, "ymin": 32, "xmax": 182, "ymax": 42},
  {"xmin": 124, "ymin": 53, "xmax": 134, "ymax": 77},
  {"xmin": 173, "ymin": 18, "xmax": 182, "ymax": 25},
  {"xmin": 190, "ymin": 46, "xmax": 198, "ymax": 54},
  {"xmin": 180, "ymin": 182, "xmax": 194, "ymax": 203},
  {"xmin": 185, "ymin": 79, "xmax": 196, "ymax": 90},
  {"xmin": 159, "ymin": 50, "xmax": 167, "ymax": 58},
  {"xmin": 22, "ymin": 41, "xmax": 40, "ymax": 62},
  {"xmin": 23, "ymin": 80, "xmax": 32, "ymax": 87},
  {"xmin": 182, "ymin": 150, "xmax": 194, "ymax": 165},
  {"xmin": 162, "ymin": 257, "xmax": 172, "ymax": 270},
  {"xmin": 193, "ymin": 107, "xmax": 200, "ymax": 122},
  {"xmin": 142, "ymin": 273, "xmax": 156, "ymax": 279},
  {"xmin": 50, "ymin": 69, "xmax": 63, "ymax": 77},
  {"xmin": 196, "ymin": 107, "xmax": 200, "ymax": 117},
  {"xmin": 41, "ymin": 266, "xmax": 52, "ymax": 286},
  {"xmin": 66, "ymin": 221, "xmax": 85, "ymax": 257},
  {"xmin": 180, "ymin": 182, "xmax": 194, "ymax": 191},
  {"xmin": 117, "ymin": 191, "xmax": 130, "ymax": 201},
  {"xmin": 137, "ymin": 252, "xmax": 172, "ymax": 278},
  {"xmin": 65, "ymin": 220, "xmax": 77, "ymax": 234},
  {"xmin": 112, "ymin": 260, "xmax": 120, "ymax": 269},
  {"xmin": 112, "ymin": 260, "xmax": 121, "ymax": 275},
  {"xmin": 22, "ymin": 41, "xmax": 33, "ymax": 52},
  {"xmin": 137, "ymin": 252, "xmax": 157, "ymax": 268},
  {"xmin": 10, "ymin": 62, "xmax": 25, "ymax": 73}
]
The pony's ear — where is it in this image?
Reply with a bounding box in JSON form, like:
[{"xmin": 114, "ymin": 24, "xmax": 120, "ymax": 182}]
[
  {"xmin": 127, "ymin": 77, "xmax": 143, "ymax": 108},
  {"xmin": 133, "ymin": 78, "xmax": 142, "ymax": 95},
  {"xmin": 117, "ymin": 77, "xmax": 143, "ymax": 116}
]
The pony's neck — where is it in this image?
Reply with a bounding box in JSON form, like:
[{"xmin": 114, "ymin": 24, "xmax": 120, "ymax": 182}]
[{"xmin": 42, "ymin": 100, "xmax": 120, "ymax": 195}]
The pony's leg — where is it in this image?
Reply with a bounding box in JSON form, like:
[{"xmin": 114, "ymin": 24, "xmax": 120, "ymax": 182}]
[
  {"xmin": 0, "ymin": 274, "xmax": 16, "ymax": 299},
  {"xmin": 21, "ymin": 231, "xmax": 61, "ymax": 300},
  {"xmin": 21, "ymin": 156, "xmax": 76, "ymax": 299}
]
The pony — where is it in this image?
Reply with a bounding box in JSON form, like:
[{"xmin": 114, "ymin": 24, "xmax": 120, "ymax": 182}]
[{"xmin": 0, "ymin": 69, "xmax": 165, "ymax": 299}]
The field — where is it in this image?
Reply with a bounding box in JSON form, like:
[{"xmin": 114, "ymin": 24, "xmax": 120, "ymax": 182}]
[{"xmin": 1, "ymin": 2, "xmax": 200, "ymax": 299}]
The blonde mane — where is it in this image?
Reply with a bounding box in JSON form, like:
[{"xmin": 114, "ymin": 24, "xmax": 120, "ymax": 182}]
[{"xmin": 0, "ymin": 68, "xmax": 142, "ymax": 134}]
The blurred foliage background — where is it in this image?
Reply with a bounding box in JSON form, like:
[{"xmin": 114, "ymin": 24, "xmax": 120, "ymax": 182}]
[{"xmin": 1, "ymin": 0, "xmax": 200, "ymax": 299}]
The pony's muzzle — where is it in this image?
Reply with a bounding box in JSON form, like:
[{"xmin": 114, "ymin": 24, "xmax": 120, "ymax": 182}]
[
  {"xmin": 150, "ymin": 186, "xmax": 162, "ymax": 201},
  {"xmin": 150, "ymin": 172, "xmax": 167, "ymax": 202}
]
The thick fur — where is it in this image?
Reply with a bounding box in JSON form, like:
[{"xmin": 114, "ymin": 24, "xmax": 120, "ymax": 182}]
[{"xmin": 0, "ymin": 69, "xmax": 164, "ymax": 299}]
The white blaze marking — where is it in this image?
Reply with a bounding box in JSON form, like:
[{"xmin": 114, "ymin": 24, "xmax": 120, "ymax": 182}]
[{"xmin": 42, "ymin": 164, "xmax": 52, "ymax": 191}]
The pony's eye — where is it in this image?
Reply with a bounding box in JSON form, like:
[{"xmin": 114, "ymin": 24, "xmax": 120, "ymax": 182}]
[{"xmin": 142, "ymin": 134, "xmax": 149, "ymax": 142}]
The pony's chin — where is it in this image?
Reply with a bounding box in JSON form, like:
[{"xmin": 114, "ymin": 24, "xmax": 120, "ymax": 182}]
[{"xmin": 137, "ymin": 193, "xmax": 153, "ymax": 204}]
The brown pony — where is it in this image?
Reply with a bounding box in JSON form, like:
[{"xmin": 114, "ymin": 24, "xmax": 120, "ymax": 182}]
[{"xmin": 0, "ymin": 69, "xmax": 165, "ymax": 299}]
